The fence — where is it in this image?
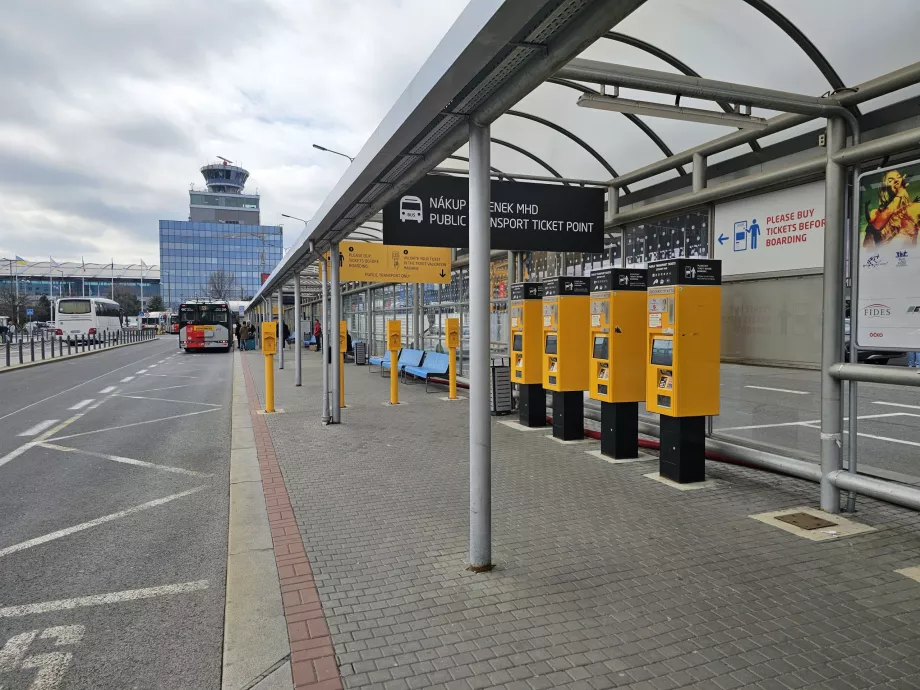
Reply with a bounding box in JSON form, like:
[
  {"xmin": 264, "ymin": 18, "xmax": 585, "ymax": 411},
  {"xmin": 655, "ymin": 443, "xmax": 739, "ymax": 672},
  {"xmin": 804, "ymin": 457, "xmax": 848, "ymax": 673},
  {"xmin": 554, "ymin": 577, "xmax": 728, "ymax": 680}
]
[{"xmin": 1, "ymin": 329, "xmax": 156, "ymax": 369}]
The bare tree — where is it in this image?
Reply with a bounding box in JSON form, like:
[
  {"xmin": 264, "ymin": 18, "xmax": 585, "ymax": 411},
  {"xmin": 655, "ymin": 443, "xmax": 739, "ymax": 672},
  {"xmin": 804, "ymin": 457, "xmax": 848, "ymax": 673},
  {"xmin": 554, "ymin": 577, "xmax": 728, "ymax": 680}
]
[
  {"xmin": 204, "ymin": 270, "xmax": 237, "ymax": 300},
  {"xmin": 0, "ymin": 287, "xmax": 29, "ymax": 327}
]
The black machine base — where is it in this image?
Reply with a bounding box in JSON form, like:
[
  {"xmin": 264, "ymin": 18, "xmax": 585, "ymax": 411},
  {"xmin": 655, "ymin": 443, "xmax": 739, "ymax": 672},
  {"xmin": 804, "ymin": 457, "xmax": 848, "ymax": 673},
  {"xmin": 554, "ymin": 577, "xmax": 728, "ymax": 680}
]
[
  {"xmin": 552, "ymin": 391, "xmax": 584, "ymax": 441},
  {"xmin": 518, "ymin": 383, "xmax": 547, "ymax": 427},
  {"xmin": 659, "ymin": 415, "xmax": 706, "ymax": 483},
  {"xmin": 600, "ymin": 401, "xmax": 639, "ymax": 459}
]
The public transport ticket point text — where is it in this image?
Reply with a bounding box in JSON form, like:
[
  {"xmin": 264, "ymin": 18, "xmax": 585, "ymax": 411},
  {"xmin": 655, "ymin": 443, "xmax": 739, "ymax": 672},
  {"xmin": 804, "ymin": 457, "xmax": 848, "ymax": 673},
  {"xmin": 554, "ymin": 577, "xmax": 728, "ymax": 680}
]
[
  {"xmin": 510, "ymin": 283, "xmax": 546, "ymax": 427},
  {"xmin": 589, "ymin": 268, "xmax": 648, "ymax": 460},
  {"xmin": 542, "ymin": 277, "xmax": 590, "ymax": 441},
  {"xmin": 646, "ymin": 259, "xmax": 722, "ymax": 483}
]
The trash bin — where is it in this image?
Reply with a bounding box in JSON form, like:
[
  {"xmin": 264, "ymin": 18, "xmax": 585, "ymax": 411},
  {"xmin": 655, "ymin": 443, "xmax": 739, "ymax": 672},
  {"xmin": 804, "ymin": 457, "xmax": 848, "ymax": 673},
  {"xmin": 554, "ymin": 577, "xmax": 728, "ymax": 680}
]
[
  {"xmin": 354, "ymin": 340, "xmax": 367, "ymax": 365},
  {"xmin": 490, "ymin": 356, "xmax": 513, "ymax": 416}
]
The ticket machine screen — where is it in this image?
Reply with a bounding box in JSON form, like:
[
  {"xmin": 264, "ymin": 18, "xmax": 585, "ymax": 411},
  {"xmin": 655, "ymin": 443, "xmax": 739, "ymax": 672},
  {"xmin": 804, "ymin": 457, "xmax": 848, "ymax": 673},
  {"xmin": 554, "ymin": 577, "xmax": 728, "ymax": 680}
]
[
  {"xmin": 545, "ymin": 335, "xmax": 558, "ymax": 354},
  {"xmin": 650, "ymin": 338, "xmax": 673, "ymax": 366},
  {"xmin": 592, "ymin": 336, "xmax": 608, "ymax": 360},
  {"xmin": 513, "ymin": 334, "xmax": 523, "ymax": 352}
]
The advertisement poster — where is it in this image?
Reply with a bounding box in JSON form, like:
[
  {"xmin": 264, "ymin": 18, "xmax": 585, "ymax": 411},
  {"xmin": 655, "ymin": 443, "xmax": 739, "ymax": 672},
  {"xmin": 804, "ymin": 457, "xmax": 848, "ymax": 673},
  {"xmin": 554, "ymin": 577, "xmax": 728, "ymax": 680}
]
[
  {"xmin": 713, "ymin": 181, "xmax": 825, "ymax": 276},
  {"xmin": 856, "ymin": 160, "xmax": 920, "ymax": 350}
]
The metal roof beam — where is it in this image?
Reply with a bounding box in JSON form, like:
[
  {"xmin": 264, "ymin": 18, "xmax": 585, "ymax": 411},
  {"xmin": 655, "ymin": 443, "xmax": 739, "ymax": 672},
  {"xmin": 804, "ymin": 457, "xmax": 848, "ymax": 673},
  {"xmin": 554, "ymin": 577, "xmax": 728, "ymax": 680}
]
[
  {"xmin": 432, "ymin": 166, "xmax": 608, "ymax": 186},
  {"xmin": 492, "ymin": 137, "xmax": 566, "ymax": 182}
]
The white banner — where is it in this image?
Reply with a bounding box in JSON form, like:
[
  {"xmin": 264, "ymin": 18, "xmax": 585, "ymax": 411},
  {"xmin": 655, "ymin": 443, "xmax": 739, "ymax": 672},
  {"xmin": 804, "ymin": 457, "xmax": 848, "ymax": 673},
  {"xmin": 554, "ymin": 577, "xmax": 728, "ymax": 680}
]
[
  {"xmin": 713, "ymin": 181, "xmax": 826, "ymax": 276},
  {"xmin": 856, "ymin": 161, "xmax": 920, "ymax": 350}
]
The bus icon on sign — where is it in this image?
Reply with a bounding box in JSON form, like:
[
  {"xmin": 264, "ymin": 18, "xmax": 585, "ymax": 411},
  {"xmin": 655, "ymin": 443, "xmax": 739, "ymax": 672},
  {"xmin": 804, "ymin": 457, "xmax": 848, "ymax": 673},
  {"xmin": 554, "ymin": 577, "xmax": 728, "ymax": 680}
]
[{"xmin": 399, "ymin": 195, "xmax": 424, "ymax": 223}]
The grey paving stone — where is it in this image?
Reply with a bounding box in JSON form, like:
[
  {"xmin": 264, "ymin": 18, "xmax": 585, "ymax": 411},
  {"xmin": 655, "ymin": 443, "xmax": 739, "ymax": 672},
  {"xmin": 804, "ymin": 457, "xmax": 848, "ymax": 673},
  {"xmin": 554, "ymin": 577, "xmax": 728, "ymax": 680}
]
[{"xmin": 245, "ymin": 351, "xmax": 920, "ymax": 690}]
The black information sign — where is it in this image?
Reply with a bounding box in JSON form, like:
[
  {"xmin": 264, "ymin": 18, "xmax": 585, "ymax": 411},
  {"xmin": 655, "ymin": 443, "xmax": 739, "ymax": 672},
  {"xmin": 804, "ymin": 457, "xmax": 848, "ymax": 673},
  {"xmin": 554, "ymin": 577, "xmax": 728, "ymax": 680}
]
[
  {"xmin": 648, "ymin": 259, "xmax": 721, "ymax": 287},
  {"xmin": 543, "ymin": 276, "xmax": 590, "ymax": 297},
  {"xmin": 590, "ymin": 268, "xmax": 647, "ymax": 292},
  {"xmin": 510, "ymin": 282, "xmax": 543, "ymax": 300},
  {"xmin": 383, "ymin": 175, "xmax": 604, "ymax": 252}
]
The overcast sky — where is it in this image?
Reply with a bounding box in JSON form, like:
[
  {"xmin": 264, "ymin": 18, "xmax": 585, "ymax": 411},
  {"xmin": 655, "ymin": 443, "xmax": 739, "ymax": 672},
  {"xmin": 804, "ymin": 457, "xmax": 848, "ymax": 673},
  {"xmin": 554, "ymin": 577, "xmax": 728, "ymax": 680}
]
[{"xmin": 2, "ymin": 0, "xmax": 917, "ymax": 266}]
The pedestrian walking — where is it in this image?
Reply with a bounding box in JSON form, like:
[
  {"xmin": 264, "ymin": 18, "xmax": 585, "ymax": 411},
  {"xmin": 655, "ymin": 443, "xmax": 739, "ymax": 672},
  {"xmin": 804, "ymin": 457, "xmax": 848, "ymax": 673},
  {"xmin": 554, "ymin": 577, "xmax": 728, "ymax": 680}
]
[
  {"xmin": 909, "ymin": 351, "xmax": 919, "ymax": 368},
  {"xmin": 239, "ymin": 322, "xmax": 250, "ymax": 351},
  {"xmin": 234, "ymin": 321, "xmax": 242, "ymax": 350},
  {"xmin": 282, "ymin": 320, "xmax": 291, "ymax": 350}
]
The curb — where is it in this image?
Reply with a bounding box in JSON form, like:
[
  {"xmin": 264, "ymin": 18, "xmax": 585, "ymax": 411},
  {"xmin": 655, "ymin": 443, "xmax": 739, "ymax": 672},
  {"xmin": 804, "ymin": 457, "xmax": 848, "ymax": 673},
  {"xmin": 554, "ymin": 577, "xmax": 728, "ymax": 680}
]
[
  {"xmin": 223, "ymin": 352, "xmax": 293, "ymax": 690},
  {"xmin": 0, "ymin": 336, "xmax": 161, "ymax": 374},
  {"xmin": 240, "ymin": 351, "xmax": 344, "ymax": 690}
]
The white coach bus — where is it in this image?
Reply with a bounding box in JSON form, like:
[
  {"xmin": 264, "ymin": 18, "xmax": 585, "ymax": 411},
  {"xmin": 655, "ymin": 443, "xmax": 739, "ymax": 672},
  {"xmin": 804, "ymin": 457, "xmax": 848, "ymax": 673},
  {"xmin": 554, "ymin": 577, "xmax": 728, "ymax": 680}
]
[{"xmin": 54, "ymin": 297, "xmax": 123, "ymax": 343}]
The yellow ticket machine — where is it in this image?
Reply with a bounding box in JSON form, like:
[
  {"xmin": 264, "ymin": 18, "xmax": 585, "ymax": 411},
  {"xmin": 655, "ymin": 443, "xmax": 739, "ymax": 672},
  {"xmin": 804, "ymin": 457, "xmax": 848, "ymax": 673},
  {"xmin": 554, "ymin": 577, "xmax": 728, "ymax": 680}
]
[
  {"xmin": 646, "ymin": 258, "xmax": 721, "ymax": 483},
  {"xmin": 542, "ymin": 276, "xmax": 590, "ymax": 440},
  {"xmin": 589, "ymin": 268, "xmax": 648, "ymax": 459},
  {"xmin": 261, "ymin": 322, "xmax": 277, "ymax": 413},
  {"xmin": 510, "ymin": 282, "xmax": 545, "ymax": 427}
]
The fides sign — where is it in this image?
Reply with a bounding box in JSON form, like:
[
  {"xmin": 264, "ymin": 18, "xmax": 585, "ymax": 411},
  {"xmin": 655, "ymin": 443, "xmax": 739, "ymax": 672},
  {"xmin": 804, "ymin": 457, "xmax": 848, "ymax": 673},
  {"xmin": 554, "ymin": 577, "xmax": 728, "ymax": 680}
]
[
  {"xmin": 382, "ymin": 174, "xmax": 604, "ymax": 252},
  {"xmin": 713, "ymin": 181, "xmax": 825, "ymax": 276},
  {"xmin": 856, "ymin": 159, "xmax": 920, "ymax": 349}
]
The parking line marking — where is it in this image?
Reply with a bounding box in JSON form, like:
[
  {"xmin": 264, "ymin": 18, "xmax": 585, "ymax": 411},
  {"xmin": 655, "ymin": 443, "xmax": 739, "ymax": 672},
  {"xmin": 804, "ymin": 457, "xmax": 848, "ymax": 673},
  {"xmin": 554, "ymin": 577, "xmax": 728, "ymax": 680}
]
[
  {"xmin": 135, "ymin": 369, "xmax": 148, "ymax": 374},
  {"xmin": 718, "ymin": 412, "xmax": 907, "ymax": 432},
  {"xmin": 800, "ymin": 423, "xmax": 920, "ymax": 447},
  {"xmin": 0, "ymin": 416, "xmax": 82, "ymax": 470},
  {"xmin": 17, "ymin": 420, "xmax": 59, "ymax": 437},
  {"xmin": 46, "ymin": 409, "xmax": 220, "ymax": 442},
  {"xmin": 98, "ymin": 386, "xmax": 116, "ymax": 394},
  {"xmin": 68, "ymin": 399, "xmax": 94, "ymax": 411},
  {"xmin": 128, "ymin": 384, "xmax": 193, "ymax": 394},
  {"xmin": 872, "ymin": 401, "xmax": 920, "ymax": 411},
  {"xmin": 119, "ymin": 376, "xmax": 135, "ymax": 383},
  {"xmin": 39, "ymin": 443, "xmax": 211, "ymax": 477},
  {"xmin": 745, "ymin": 385, "xmax": 811, "ymax": 395},
  {"xmin": 0, "ymin": 581, "xmax": 210, "ymax": 618},
  {"xmin": 114, "ymin": 394, "xmax": 221, "ymax": 407},
  {"xmin": 0, "ymin": 487, "xmax": 206, "ymax": 559}
]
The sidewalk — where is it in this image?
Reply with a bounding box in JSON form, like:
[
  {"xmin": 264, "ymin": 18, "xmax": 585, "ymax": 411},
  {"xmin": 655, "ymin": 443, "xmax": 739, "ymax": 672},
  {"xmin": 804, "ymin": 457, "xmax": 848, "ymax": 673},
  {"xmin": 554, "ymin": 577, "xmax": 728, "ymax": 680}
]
[{"xmin": 242, "ymin": 349, "xmax": 920, "ymax": 690}]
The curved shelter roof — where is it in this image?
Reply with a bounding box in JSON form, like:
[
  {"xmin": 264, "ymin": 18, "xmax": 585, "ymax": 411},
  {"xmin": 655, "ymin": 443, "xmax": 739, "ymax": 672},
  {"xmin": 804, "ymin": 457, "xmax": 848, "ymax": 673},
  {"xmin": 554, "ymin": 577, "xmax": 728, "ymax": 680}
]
[{"xmin": 253, "ymin": 0, "xmax": 920, "ymax": 304}]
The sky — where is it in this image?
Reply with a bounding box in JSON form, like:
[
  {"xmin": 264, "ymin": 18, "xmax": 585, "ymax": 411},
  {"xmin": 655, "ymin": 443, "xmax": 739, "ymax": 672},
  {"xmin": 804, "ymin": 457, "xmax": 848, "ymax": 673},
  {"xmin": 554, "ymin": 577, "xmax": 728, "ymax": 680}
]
[{"xmin": 1, "ymin": 0, "xmax": 918, "ymax": 267}]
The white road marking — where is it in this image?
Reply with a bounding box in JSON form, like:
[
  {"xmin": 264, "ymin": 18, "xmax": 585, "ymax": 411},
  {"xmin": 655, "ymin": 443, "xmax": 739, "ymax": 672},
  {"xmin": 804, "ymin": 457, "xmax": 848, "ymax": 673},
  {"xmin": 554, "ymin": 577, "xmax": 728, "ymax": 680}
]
[
  {"xmin": 67, "ymin": 399, "xmax": 94, "ymax": 410},
  {"xmin": 129, "ymin": 384, "xmax": 194, "ymax": 394},
  {"xmin": 46, "ymin": 408, "xmax": 219, "ymax": 442},
  {"xmin": 115, "ymin": 394, "xmax": 221, "ymax": 407},
  {"xmin": 40, "ymin": 443, "xmax": 211, "ymax": 477},
  {"xmin": 17, "ymin": 420, "xmax": 59, "ymax": 437},
  {"xmin": 872, "ymin": 401, "xmax": 920, "ymax": 411},
  {"xmin": 0, "ymin": 417, "xmax": 82, "ymax": 470},
  {"xmin": 801, "ymin": 422, "xmax": 920, "ymax": 448},
  {"xmin": 0, "ymin": 626, "xmax": 86, "ymax": 689},
  {"xmin": 0, "ymin": 345, "xmax": 173, "ymax": 423},
  {"xmin": 718, "ymin": 412, "xmax": 907, "ymax": 432},
  {"xmin": 143, "ymin": 373, "xmax": 198, "ymax": 379},
  {"xmin": 98, "ymin": 386, "xmax": 116, "ymax": 394},
  {"xmin": 0, "ymin": 581, "xmax": 209, "ymax": 618},
  {"xmin": 135, "ymin": 369, "xmax": 148, "ymax": 374},
  {"xmin": 0, "ymin": 487, "xmax": 205, "ymax": 559},
  {"xmin": 119, "ymin": 376, "xmax": 135, "ymax": 383},
  {"xmin": 744, "ymin": 385, "xmax": 811, "ymax": 395}
]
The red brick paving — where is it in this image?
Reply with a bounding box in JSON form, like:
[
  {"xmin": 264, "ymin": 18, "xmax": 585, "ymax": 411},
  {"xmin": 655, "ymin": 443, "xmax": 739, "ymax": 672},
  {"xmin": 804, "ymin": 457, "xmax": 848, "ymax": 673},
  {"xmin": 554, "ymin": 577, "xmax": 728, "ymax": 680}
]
[{"xmin": 241, "ymin": 354, "xmax": 343, "ymax": 690}]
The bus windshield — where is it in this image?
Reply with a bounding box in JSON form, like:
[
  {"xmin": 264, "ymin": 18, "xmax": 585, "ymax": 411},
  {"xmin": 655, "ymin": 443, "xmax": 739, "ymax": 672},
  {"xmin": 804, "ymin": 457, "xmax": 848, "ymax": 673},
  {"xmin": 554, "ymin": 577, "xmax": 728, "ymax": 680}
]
[
  {"xmin": 58, "ymin": 299, "xmax": 92, "ymax": 315},
  {"xmin": 180, "ymin": 304, "xmax": 230, "ymax": 325}
]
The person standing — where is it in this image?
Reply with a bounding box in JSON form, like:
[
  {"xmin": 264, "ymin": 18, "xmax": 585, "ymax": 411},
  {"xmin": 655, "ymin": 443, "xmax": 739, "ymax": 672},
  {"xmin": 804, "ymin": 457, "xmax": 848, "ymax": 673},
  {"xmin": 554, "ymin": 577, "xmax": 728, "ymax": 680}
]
[
  {"xmin": 234, "ymin": 320, "xmax": 242, "ymax": 350},
  {"xmin": 239, "ymin": 322, "xmax": 249, "ymax": 351},
  {"xmin": 909, "ymin": 351, "xmax": 919, "ymax": 368},
  {"xmin": 313, "ymin": 319, "xmax": 322, "ymax": 354},
  {"xmin": 282, "ymin": 320, "xmax": 291, "ymax": 350}
]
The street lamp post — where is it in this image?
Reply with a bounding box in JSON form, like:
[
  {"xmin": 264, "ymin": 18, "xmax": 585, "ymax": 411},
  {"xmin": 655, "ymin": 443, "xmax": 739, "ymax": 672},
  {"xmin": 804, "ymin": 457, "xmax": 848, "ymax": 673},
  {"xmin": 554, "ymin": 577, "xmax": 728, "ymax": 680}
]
[{"xmin": 312, "ymin": 144, "xmax": 354, "ymax": 162}]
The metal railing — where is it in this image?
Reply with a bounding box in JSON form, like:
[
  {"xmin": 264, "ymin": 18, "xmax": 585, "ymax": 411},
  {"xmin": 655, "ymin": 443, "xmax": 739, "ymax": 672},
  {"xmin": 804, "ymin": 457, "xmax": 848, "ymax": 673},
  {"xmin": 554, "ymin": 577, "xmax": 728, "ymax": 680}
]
[{"xmin": 1, "ymin": 328, "xmax": 156, "ymax": 369}]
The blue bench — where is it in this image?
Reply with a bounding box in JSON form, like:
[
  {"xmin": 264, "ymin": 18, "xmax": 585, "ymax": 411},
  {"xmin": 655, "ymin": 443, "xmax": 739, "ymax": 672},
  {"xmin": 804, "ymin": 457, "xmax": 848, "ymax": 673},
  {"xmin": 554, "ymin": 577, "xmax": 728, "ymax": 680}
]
[
  {"xmin": 368, "ymin": 350, "xmax": 393, "ymax": 372},
  {"xmin": 382, "ymin": 348, "xmax": 424, "ymax": 380},
  {"xmin": 303, "ymin": 334, "xmax": 316, "ymax": 348},
  {"xmin": 404, "ymin": 352, "xmax": 451, "ymax": 392}
]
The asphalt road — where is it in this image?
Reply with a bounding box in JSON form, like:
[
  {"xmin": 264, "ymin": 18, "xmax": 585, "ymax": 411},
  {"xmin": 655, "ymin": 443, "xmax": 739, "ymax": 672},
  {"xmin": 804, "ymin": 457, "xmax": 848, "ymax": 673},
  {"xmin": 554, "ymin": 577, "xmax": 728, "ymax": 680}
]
[{"xmin": 0, "ymin": 337, "xmax": 232, "ymax": 689}]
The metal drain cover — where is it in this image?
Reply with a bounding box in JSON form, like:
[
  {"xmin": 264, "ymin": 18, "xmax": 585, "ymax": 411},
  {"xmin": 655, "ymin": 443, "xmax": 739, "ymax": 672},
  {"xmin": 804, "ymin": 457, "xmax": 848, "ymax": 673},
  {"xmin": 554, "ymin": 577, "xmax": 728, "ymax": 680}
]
[{"xmin": 775, "ymin": 512, "xmax": 837, "ymax": 530}]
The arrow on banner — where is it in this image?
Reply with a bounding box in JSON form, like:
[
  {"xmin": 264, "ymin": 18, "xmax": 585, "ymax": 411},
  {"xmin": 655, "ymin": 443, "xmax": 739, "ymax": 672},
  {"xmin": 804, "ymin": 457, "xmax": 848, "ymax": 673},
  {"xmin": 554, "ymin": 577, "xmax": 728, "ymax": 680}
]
[
  {"xmin": 718, "ymin": 233, "xmax": 728, "ymax": 245},
  {"xmin": 439, "ymin": 270, "xmax": 446, "ymax": 278}
]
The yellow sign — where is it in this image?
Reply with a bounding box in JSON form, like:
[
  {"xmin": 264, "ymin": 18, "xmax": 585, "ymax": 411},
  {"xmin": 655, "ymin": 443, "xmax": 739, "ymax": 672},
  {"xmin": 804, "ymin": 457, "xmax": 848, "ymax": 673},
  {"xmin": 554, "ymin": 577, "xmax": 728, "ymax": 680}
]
[
  {"xmin": 445, "ymin": 317, "xmax": 460, "ymax": 349},
  {"xmin": 339, "ymin": 320, "xmax": 348, "ymax": 353},
  {"xmin": 328, "ymin": 243, "xmax": 451, "ymax": 283},
  {"xmin": 386, "ymin": 320, "xmax": 402, "ymax": 351},
  {"xmin": 261, "ymin": 322, "xmax": 277, "ymax": 355}
]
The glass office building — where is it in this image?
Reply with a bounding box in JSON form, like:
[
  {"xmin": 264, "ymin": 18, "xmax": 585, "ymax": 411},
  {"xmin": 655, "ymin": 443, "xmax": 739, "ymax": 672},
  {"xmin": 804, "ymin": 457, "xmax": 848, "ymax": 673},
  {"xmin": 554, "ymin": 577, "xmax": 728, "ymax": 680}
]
[{"xmin": 158, "ymin": 162, "xmax": 282, "ymax": 309}]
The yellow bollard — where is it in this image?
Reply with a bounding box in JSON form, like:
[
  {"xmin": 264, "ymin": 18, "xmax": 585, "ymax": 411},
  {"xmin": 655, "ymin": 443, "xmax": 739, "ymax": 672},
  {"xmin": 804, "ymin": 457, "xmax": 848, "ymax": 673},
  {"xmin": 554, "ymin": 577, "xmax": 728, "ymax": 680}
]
[
  {"xmin": 386, "ymin": 320, "xmax": 401, "ymax": 405},
  {"xmin": 449, "ymin": 346, "xmax": 458, "ymax": 399},
  {"xmin": 340, "ymin": 353, "xmax": 346, "ymax": 408},
  {"xmin": 261, "ymin": 322, "xmax": 277, "ymax": 413},
  {"xmin": 446, "ymin": 318, "xmax": 460, "ymax": 400}
]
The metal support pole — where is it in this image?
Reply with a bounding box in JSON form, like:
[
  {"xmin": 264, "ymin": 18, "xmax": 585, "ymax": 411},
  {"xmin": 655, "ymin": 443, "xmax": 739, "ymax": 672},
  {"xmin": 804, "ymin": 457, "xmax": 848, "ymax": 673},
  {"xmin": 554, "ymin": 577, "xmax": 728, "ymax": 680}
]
[
  {"xmin": 507, "ymin": 250, "xmax": 515, "ymax": 355},
  {"xmin": 294, "ymin": 276, "xmax": 302, "ymax": 386},
  {"xmin": 692, "ymin": 152, "xmax": 707, "ymax": 193},
  {"xmin": 468, "ymin": 123, "xmax": 492, "ymax": 571},
  {"xmin": 330, "ymin": 243, "xmax": 342, "ymax": 424},
  {"xmin": 321, "ymin": 260, "xmax": 331, "ymax": 425},
  {"xmin": 846, "ymin": 129, "xmax": 862, "ymax": 513},
  {"xmin": 414, "ymin": 284, "xmax": 421, "ymax": 349},
  {"xmin": 277, "ymin": 290, "xmax": 284, "ymax": 370},
  {"xmin": 820, "ymin": 117, "xmax": 847, "ymax": 514}
]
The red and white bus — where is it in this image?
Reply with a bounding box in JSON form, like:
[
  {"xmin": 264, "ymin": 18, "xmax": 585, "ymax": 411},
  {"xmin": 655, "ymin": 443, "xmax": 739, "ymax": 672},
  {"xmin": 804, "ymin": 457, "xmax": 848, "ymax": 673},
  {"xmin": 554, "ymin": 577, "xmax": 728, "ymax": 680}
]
[
  {"xmin": 168, "ymin": 313, "xmax": 179, "ymax": 334},
  {"xmin": 179, "ymin": 299, "xmax": 232, "ymax": 352}
]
